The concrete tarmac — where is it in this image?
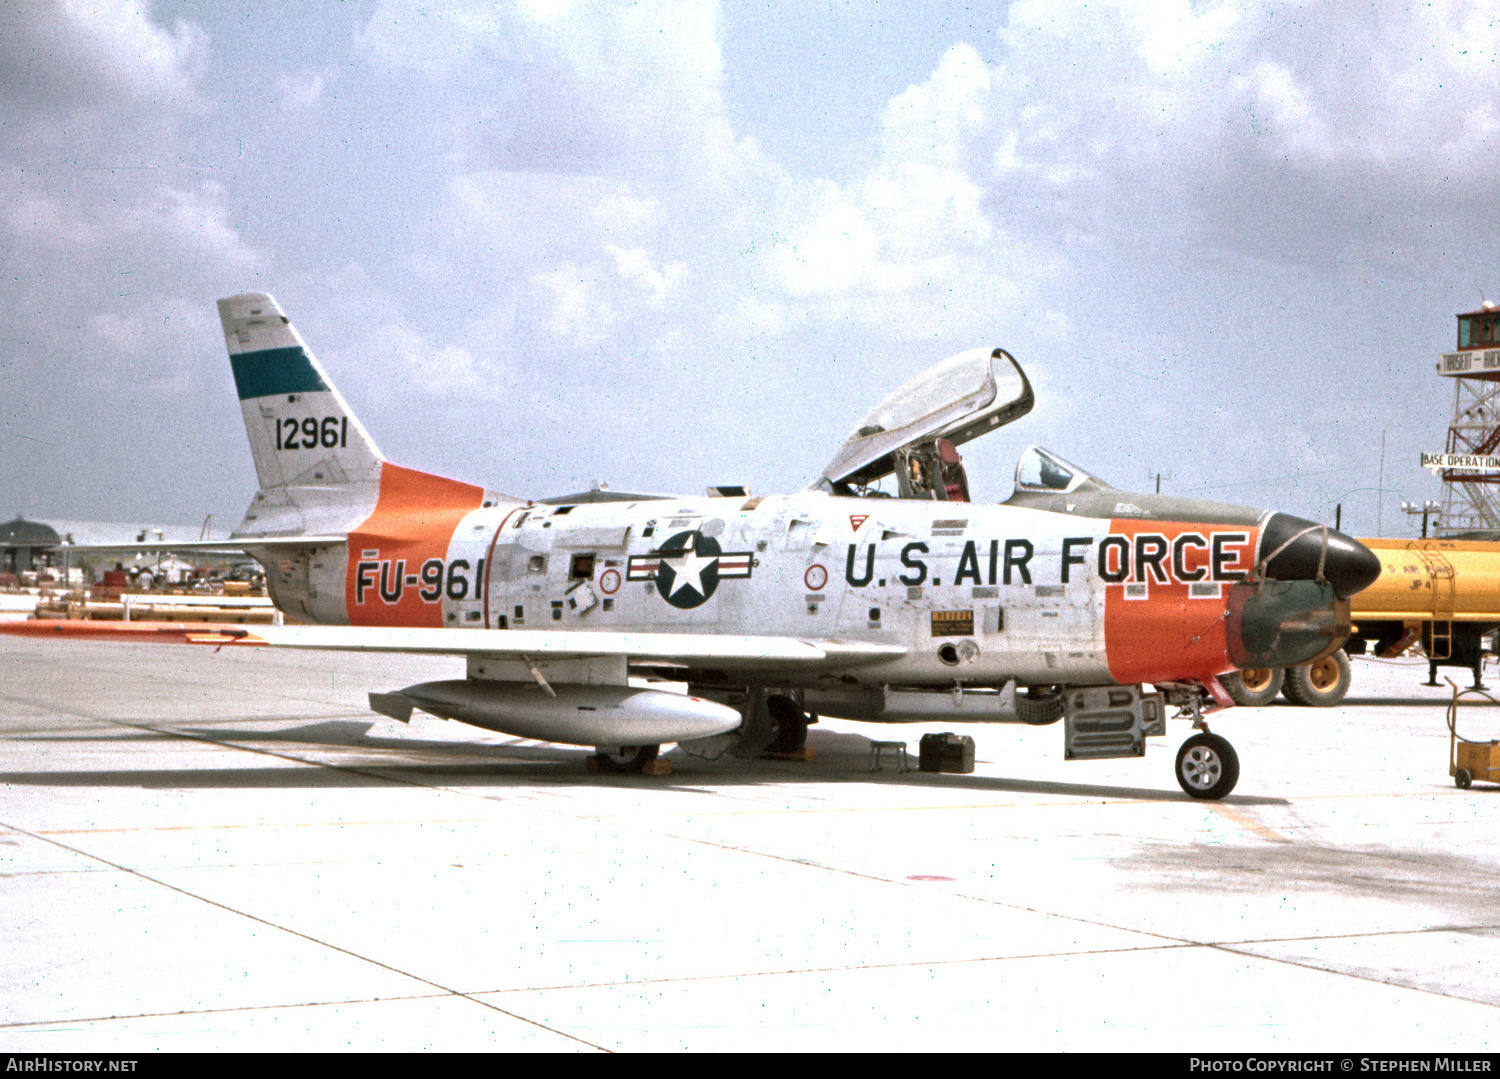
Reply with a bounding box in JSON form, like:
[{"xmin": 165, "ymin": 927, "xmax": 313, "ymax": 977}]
[{"xmin": 1, "ymin": 637, "xmax": 1498, "ymax": 1052}]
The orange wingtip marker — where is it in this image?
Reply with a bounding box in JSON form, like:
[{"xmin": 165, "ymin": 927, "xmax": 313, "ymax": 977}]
[{"xmin": 185, "ymin": 630, "xmax": 265, "ymax": 646}]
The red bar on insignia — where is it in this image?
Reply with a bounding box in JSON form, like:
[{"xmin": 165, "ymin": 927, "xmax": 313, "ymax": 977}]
[{"xmin": 627, "ymin": 557, "xmax": 660, "ymax": 580}]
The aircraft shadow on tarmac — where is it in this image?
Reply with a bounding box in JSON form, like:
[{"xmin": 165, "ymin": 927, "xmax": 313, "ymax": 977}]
[
  {"xmin": 1128, "ymin": 838, "xmax": 1500, "ymax": 936},
  {"xmin": 0, "ymin": 720, "xmax": 1288, "ymax": 804}
]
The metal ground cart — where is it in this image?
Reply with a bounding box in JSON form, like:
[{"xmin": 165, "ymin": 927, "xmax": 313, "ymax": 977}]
[{"xmin": 1446, "ymin": 679, "xmax": 1500, "ymax": 789}]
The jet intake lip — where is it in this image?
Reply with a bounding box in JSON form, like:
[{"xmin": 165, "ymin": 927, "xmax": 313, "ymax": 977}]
[
  {"xmin": 1258, "ymin": 513, "xmax": 1382, "ymax": 600},
  {"xmin": 1226, "ymin": 580, "xmax": 1352, "ymax": 670}
]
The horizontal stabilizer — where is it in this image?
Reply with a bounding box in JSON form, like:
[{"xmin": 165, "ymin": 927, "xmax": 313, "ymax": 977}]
[{"xmin": 49, "ymin": 536, "xmax": 347, "ymax": 555}]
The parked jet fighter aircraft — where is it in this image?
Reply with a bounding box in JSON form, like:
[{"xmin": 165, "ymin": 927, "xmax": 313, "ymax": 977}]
[{"xmin": 7, "ymin": 294, "xmax": 1382, "ymax": 798}]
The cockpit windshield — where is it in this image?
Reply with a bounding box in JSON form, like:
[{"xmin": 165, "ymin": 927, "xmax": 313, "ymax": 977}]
[{"xmin": 1012, "ymin": 446, "xmax": 1112, "ymax": 495}]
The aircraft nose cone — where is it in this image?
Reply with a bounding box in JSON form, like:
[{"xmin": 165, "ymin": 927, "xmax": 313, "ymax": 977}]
[{"xmin": 1259, "ymin": 513, "xmax": 1382, "ymax": 599}]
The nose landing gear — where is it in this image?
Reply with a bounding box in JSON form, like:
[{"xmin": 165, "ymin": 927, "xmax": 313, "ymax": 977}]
[{"xmin": 1164, "ymin": 684, "xmax": 1241, "ymax": 800}]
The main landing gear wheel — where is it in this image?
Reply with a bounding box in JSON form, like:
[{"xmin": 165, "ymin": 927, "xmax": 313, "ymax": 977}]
[
  {"xmin": 1175, "ymin": 733, "xmax": 1240, "ymax": 800},
  {"xmin": 1222, "ymin": 667, "xmax": 1285, "ymax": 707},
  {"xmin": 765, "ymin": 695, "xmax": 810, "ymax": 754},
  {"xmin": 594, "ymin": 744, "xmax": 660, "ymax": 773},
  {"xmin": 1281, "ymin": 650, "xmax": 1351, "ymax": 707}
]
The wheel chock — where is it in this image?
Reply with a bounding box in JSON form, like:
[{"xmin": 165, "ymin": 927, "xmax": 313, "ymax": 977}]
[
  {"xmin": 586, "ymin": 754, "xmax": 673, "ymax": 775},
  {"xmin": 761, "ymin": 747, "xmax": 817, "ymax": 762}
]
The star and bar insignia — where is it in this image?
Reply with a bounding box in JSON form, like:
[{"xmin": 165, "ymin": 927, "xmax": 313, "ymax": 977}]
[{"xmin": 626, "ymin": 530, "xmax": 753, "ymax": 609}]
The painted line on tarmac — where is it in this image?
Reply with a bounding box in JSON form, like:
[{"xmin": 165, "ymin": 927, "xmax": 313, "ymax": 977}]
[
  {"xmin": 0, "ymin": 818, "xmax": 612, "ymax": 1052},
  {"xmin": 1210, "ymin": 801, "xmax": 1293, "ymax": 843}
]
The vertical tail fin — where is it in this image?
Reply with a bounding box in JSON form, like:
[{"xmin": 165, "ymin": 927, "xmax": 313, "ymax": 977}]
[
  {"xmin": 218, "ymin": 293, "xmax": 383, "ymax": 492},
  {"xmin": 218, "ymin": 293, "xmax": 517, "ymax": 625}
]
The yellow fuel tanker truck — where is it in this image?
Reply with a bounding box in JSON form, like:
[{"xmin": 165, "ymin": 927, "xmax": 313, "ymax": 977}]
[{"xmin": 1224, "ymin": 537, "xmax": 1500, "ymax": 707}]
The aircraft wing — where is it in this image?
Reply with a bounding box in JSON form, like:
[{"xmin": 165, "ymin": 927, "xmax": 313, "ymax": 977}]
[{"xmin": 2, "ymin": 620, "xmax": 906, "ymax": 669}]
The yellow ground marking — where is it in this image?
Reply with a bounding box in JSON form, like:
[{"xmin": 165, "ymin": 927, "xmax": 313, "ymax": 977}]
[{"xmin": 1209, "ymin": 801, "xmax": 1292, "ymax": 843}]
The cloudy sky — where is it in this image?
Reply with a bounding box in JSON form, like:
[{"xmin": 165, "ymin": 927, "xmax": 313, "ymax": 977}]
[{"xmin": 1, "ymin": 0, "xmax": 1496, "ymax": 538}]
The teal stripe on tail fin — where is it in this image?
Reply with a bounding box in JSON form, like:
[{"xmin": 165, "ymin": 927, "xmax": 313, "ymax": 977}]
[
  {"xmin": 218, "ymin": 293, "xmax": 383, "ymax": 494},
  {"xmin": 230, "ymin": 346, "xmax": 329, "ymax": 400}
]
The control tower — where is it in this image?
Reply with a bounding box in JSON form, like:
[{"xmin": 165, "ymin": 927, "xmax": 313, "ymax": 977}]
[{"xmin": 1424, "ymin": 303, "xmax": 1500, "ymax": 537}]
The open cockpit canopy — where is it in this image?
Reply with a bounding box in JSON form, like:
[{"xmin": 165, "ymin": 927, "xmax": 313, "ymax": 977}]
[{"xmin": 814, "ymin": 348, "xmax": 1034, "ymax": 498}]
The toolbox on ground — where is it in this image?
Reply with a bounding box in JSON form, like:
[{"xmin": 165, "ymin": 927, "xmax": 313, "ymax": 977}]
[
  {"xmin": 1453, "ymin": 734, "xmax": 1500, "ymax": 789},
  {"xmin": 919, "ymin": 732, "xmax": 975, "ymax": 774}
]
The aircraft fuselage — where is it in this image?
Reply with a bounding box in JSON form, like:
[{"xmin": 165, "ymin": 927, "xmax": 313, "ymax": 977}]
[{"xmin": 260, "ymin": 464, "xmax": 1306, "ymax": 693}]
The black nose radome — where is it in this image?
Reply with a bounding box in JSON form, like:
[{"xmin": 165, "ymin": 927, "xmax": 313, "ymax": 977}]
[{"xmin": 1259, "ymin": 514, "xmax": 1382, "ymax": 600}]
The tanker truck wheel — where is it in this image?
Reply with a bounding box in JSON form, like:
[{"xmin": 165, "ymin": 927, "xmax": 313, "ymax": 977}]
[
  {"xmin": 1223, "ymin": 667, "xmax": 1285, "ymax": 706},
  {"xmin": 1281, "ymin": 650, "xmax": 1351, "ymax": 707}
]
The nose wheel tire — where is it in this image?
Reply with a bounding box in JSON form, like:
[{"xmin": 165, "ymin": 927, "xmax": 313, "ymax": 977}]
[
  {"xmin": 1175, "ymin": 733, "xmax": 1240, "ymax": 800},
  {"xmin": 1223, "ymin": 667, "xmax": 1285, "ymax": 707}
]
